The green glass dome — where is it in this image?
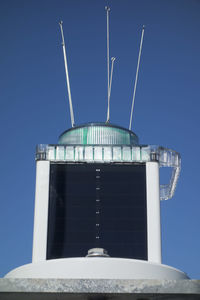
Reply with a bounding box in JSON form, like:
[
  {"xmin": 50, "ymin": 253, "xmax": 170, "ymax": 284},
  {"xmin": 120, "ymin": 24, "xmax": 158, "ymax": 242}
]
[{"xmin": 58, "ymin": 123, "xmax": 139, "ymax": 145}]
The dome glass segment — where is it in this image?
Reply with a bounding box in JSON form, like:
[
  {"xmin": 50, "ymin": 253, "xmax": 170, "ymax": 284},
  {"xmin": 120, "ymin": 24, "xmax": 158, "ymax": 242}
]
[{"xmin": 58, "ymin": 123, "xmax": 139, "ymax": 145}]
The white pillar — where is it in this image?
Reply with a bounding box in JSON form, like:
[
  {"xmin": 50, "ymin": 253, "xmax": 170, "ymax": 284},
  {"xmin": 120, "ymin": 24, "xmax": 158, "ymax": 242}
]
[
  {"xmin": 32, "ymin": 161, "xmax": 50, "ymax": 262},
  {"xmin": 146, "ymin": 162, "xmax": 161, "ymax": 263}
]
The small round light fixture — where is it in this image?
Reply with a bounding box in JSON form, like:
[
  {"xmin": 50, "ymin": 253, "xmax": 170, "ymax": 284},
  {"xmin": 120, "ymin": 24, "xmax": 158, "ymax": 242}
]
[{"xmin": 86, "ymin": 248, "xmax": 110, "ymax": 257}]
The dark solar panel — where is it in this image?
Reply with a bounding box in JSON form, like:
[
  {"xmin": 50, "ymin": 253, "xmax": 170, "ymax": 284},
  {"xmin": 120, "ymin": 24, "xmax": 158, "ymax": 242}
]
[{"xmin": 47, "ymin": 163, "xmax": 147, "ymax": 260}]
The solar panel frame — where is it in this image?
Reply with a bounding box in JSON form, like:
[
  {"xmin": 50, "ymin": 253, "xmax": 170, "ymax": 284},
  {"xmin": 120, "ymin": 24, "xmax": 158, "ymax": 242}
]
[{"xmin": 47, "ymin": 163, "xmax": 147, "ymax": 260}]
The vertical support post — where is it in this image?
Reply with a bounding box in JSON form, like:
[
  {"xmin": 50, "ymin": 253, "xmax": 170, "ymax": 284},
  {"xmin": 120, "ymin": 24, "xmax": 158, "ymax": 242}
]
[
  {"xmin": 146, "ymin": 162, "xmax": 161, "ymax": 264},
  {"xmin": 32, "ymin": 161, "xmax": 50, "ymax": 262}
]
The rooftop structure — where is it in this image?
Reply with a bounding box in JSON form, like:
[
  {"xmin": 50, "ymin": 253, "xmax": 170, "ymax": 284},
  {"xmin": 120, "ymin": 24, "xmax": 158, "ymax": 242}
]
[
  {"xmin": 1, "ymin": 5, "xmax": 199, "ymax": 300},
  {"xmin": 4, "ymin": 122, "xmax": 186, "ymax": 280}
]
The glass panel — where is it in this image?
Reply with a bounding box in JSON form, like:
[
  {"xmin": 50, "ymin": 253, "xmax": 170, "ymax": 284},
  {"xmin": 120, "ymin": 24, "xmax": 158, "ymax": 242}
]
[
  {"xmin": 47, "ymin": 146, "xmax": 55, "ymax": 160},
  {"xmin": 122, "ymin": 147, "xmax": 131, "ymax": 161},
  {"xmin": 47, "ymin": 163, "xmax": 147, "ymax": 260},
  {"xmin": 65, "ymin": 146, "xmax": 74, "ymax": 161},
  {"xmin": 131, "ymin": 147, "xmax": 140, "ymax": 161},
  {"xmin": 94, "ymin": 147, "xmax": 103, "ymax": 161},
  {"xmin": 85, "ymin": 146, "xmax": 93, "ymax": 161},
  {"xmin": 56, "ymin": 146, "xmax": 65, "ymax": 160},
  {"xmin": 103, "ymin": 147, "xmax": 112, "ymax": 161},
  {"xmin": 75, "ymin": 146, "xmax": 84, "ymax": 161},
  {"xmin": 141, "ymin": 147, "xmax": 150, "ymax": 161},
  {"xmin": 113, "ymin": 147, "xmax": 122, "ymax": 161}
]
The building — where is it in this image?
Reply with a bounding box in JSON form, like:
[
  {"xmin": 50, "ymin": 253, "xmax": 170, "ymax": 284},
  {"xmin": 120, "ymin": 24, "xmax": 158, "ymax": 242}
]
[
  {"xmin": 1, "ymin": 122, "xmax": 200, "ymax": 299},
  {"xmin": 4, "ymin": 122, "xmax": 187, "ymax": 279}
]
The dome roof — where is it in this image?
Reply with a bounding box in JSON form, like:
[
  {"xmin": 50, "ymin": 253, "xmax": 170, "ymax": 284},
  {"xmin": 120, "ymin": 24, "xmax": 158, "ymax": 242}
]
[{"xmin": 58, "ymin": 123, "xmax": 139, "ymax": 145}]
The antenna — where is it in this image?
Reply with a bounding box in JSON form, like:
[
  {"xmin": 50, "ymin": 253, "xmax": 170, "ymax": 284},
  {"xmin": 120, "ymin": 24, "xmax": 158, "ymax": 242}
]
[
  {"xmin": 105, "ymin": 6, "xmax": 110, "ymax": 123},
  {"xmin": 129, "ymin": 25, "xmax": 145, "ymax": 131},
  {"xmin": 59, "ymin": 21, "xmax": 75, "ymax": 128},
  {"xmin": 106, "ymin": 57, "xmax": 116, "ymax": 123}
]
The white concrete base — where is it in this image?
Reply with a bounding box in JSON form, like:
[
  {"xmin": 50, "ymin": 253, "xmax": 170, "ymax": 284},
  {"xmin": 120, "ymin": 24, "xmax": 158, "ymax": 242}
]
[{"xmin": 5, "ymin": 258, "xmax": 189, "ymax": 280}]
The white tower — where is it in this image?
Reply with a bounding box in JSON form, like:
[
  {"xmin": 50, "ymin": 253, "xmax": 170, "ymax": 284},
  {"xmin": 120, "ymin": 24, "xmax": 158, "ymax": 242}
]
[{"xmin": 5, "ymin": 122, "xmax": 188, "ymax": 279}]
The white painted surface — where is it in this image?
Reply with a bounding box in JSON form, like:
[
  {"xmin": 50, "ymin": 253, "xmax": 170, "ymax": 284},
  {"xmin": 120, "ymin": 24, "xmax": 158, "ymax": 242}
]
[
  {"xmin": 5, "ymin": 258, "xmax": 189, "ymax": 279},
  {"xmin": 146, "ymin": 162, "xmax": 161, "ymax": 263},
  {"xmin": 32, "ymin": 161, "xmax": 50, "ymax": 262}
]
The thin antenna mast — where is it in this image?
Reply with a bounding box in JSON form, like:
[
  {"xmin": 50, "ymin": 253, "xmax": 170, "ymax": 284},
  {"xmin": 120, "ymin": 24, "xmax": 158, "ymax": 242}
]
[
  {"xmin": 59, "ymin": 21, "xmax": 75, "ymax": 128},
  {"xmin": 105, "ymin": 6, "xmax": 111, "ymax": 123},
  {"xmin": 106, "ymin": 57, "xmax": 116, "ymax": 123},
  {"xmin": 129, "ymin": 25, "xmax": 145, "ymax": 131}
]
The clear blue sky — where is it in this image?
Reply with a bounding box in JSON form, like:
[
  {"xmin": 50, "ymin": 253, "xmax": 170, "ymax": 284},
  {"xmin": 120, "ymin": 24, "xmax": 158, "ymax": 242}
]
[{"xmin": 0, "ymin": 0, "xmax": 200, "ymax": 279}]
